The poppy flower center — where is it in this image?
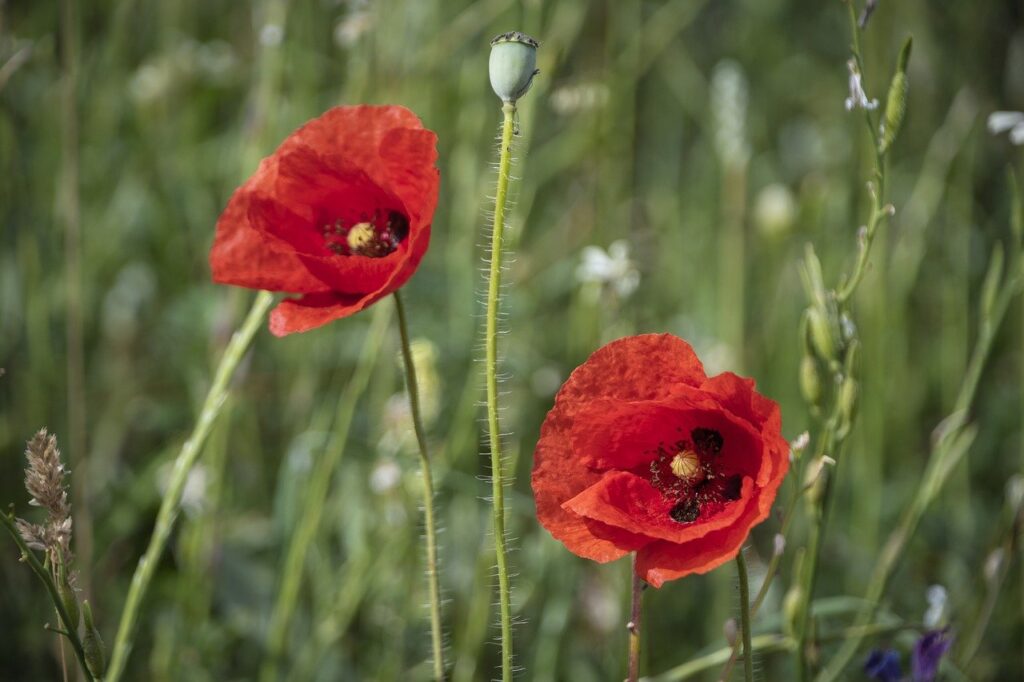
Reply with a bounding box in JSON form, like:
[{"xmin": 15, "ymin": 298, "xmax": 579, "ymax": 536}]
[
  {"xmin": 320, "ymin": 210, "xmax": 409, "ymax": 258},
  {"xmin": 645, "ymin": 427, "xmax": 741, "ymax": 525}
]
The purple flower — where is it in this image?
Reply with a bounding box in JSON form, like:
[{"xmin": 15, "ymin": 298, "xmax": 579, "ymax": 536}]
[
  {"xmin": 865, "ymin": 649, "xmax": 903, "ymax": 682},
  {"xmin": 912, "ymin": 629, "xmax": 953, "ymax": 682}
]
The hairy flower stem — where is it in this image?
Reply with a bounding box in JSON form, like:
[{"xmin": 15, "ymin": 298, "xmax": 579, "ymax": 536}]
[
  {"xmin": 394, "ymin": 290, "xmax": 445, "ymax": 680},
  {"xmin": 1, "ymin": 511, "xmax": 93, "ymax": 682},
  {"xmin": 735, "ymin": 552, "xmax": 754, "ymax": 682},
  {"xmin": 627, "ymin": 555, "xmax": 643, "ymax": 682},
  {"xmin": 486, "ymin": 100, "xmax": 516, "ymax": 681},
  {"xmin": 106, "ymin": 290, "xmax": 273, "ymax": 682},
  {"xmin": 260, "ymin": 303, "xmax": 390, "ymax": 682}
]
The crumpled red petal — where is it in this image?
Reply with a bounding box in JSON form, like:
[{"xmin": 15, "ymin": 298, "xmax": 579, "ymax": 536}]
[
  {"xmin": 210, "ymin": 105, "xmax": 439, "ymax": 335},
  {"xmin": 532, "ymin": 334, "xmax": 790, "ymax": 587}
]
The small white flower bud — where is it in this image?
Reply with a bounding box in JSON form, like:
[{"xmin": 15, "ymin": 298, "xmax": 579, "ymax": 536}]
[{"xmin": 489, "ymin": 31, "xmax": 539, "ymax": 104}]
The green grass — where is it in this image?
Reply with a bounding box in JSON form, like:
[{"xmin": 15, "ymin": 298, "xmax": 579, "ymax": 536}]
[{"xmin": 2, "ymin": 0, "xmax": 1022, "ymax": 679}]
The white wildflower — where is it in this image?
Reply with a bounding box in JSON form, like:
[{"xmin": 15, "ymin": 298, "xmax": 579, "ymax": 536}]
[
  {"xmin": 550, "ymin": 82, "xmax": 610, "ymax": 116},
  {"xmin": 754, "ymin": 183, "xmax": 797, "ymax": 239},
  {"xmin": 710, "ymin": 60, "xmax": 750, "ymax": 166},
  {"xmin": 844, "ymin": 59, "xmax": 878, "ymax": 112},
  {"xmin": 923, "ymin": 584, "xmax": 947, "ymax": 629},
  {"xmin": 370, "ymin": 459, "xmax": 403, "ymax": 494},
  {"xmin": 259, "ymin": 24, "xmax": 283, "ymax": 48},
  {"xmin": 576, "ymin": 240, "xmax": 640, "ymax": 299},
  {"xmin": 987, "ymin": 111, "xmax": 1024, "ymax": 145}
]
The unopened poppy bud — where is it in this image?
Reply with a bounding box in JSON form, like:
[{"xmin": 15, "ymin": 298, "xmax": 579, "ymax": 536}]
[
  {"xmin": 878, "ymin": 37, "xmax": 912, "ymax": 155},
  {"xmin": 57, "ymin": 562, "xmax": 79, "ymax": 631},
  {"xmin": 82, "ymin": 600, "xmax": 106, "ymax": 678},
  {"xmin": 806, "ymin": 307, "xmax": 839, "ymax": 363},
  {"xmin": 799, "ymin": 355, "xmax": 822, "ymax": 407},
  {"xmin": 489, "ymin": 31, "xmax": 539, "ymax": 104}
]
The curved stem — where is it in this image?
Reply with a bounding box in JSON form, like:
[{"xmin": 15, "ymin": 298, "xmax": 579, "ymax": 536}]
[
  {"xmin": 106, "ymin": 290, "xmax": 273, "ymax": 682},
  {"xmin": 627, "ymin": 554, "xmax": 643, "ymax": 682},
  {"xmin": 259, "ymin": 303, "xmax": 390, "ymax": 682},
  {"xmin": 486, "ymin": 100, "xmax": 517, "ymax": 681},
  {"xmin": 735, "ymin": 552, "xmax": 754, "ymax": 682},
  {"xmin": 394, "ymin": 290, "xmax": 445, "ymax": 680},
  {"xmin": 1, "ymin": 512, "xmax": 93, "ymax": 681}
]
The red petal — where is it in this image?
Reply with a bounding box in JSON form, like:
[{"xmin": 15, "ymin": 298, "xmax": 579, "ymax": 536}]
[
  {"xmin": 533, "ymin": 335, "xmax": 707, "ymax": 561},
  {"xmin": 563, "ymin": 470, "xmax": 756, "ymax": 546},
  {"xmin": 569, "ymin": 394, "xmax": 763, "ymax": 477},
  {"xmin": 635, "ymin": 488, "xmax": 767, "ymax": 588},
  {"xmin": 210, "ymin": 171, "xmax": 327, "ymax": 293},
  {"xmin": 268, "ymin": 290, "xmax": 376, "ymax": 336}
]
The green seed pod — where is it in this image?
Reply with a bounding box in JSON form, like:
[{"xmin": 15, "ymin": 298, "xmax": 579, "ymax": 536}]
[
  {"xmin": 799, "ymin": 355, "xmax": 823, "ymax": 407},
  {"xmin": 806, "ymin": 307, "xmax": 839, "ymax": 363},
  {"xmin": 878, "ymin": 36, "xmax": 912, "ymax": 155},
  {"xmin": 836, "ymin": 378, "xmax": 859, "ymax": 441},
  {"xmin": 82, "ymin": 600, "xmax": 106, "ymax": 678},
  {"xmin": 488, "ymin": 31, "xmax": 539, "ymax": 104},
  {"xmin": 782, "ymin": 581, "xmax": 805, "ymax": 639},
  {"xmin": 57, "ymin": 562, "xmax": 80, "ymax": 631},
  {"xmin": 979, "ymin": 242, "xmax": 1004, "ymax": 324}
]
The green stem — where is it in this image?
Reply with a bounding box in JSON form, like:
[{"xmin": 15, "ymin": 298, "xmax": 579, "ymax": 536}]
[
  {"xmin": 1, "ymin": 512, "xmax": 93, "ymax": 681},
  {"xmin": 106, "ymin": 290, "xmax": 273, "ymax": 682},
  {"xmin": 735, "ymin": 552, "xmax": 754, "ymax": 682},
  {"xmin": 486, "ymin": 100, "xmax": 517, "ymax": 681},
  {"xmin": 796, "ymin": 6, "xmax": 890, "ymax": 677},
  {"xmin": 259, "ymin": 303, "xmax": 390, "ymax": 682},
  {"xmin": 816, "ymin": 265, "xmax": 1022, "ymax": 682},
  {"xmin": 394, "ymin": 290, "xmax": 445, "ymax": 680},
  {"xmin": 628, "ymin": 555, "xmax": 643, "ymax": 682}
]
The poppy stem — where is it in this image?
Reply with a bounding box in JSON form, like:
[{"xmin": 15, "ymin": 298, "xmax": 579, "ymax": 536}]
[
  {"xmin": 105, "ymin": 290, "xmax": 273, "ymax": 682},
  {"xmin": 485, "ymin": 100, "xmax": 517, "ymax": 681},
  {"xmin": 735, "ymin": 551, "xmax": 754, "ymax": 682},
  {"xmin": 393, "ymin": 290, "xmax": 445, "ymax": 681},
  {"xmin": 627, "ymin": 554, "xmax": 643, "ymax": 682}
]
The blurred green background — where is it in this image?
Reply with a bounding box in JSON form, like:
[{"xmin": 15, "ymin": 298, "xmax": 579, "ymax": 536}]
[{"xmin": 2, "ymin": 0, "xmax": 1022, "ymax": 679}]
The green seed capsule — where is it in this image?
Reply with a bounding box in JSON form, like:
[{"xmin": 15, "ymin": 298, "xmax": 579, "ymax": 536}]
[
  {"xmin": 58, "ymin": 562, "xmax": 80, "ymax": 631},
  {"xmin": 82, "ymin": 601, "xmax": 106, "ymax": 678},
  {"xmin": 489, "ymin": 31, "xmax": 539, "ymax": 104},
  {"xmin": 879, "ymin": 36, "xmax": 912, "ymax": 155},
  {"xmin": 836, "ymin": 378, "xmax": 859, "ymax": 441},
  {"xmin": 807, "ymin": 307, "xmax": 839, "ymax": 363},
  {"xmin": 800, "ymin": 355, "xmax": 822, "ymax": 407}
]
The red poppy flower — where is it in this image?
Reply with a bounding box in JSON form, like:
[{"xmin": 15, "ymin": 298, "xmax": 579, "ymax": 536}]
[
  {"xmin": 210, "ymin": 105, "xmax": 439, "ymax": 336},
  {"xmin": 532, "ymin": 334, "xmax": 789, "ymax": 587}
]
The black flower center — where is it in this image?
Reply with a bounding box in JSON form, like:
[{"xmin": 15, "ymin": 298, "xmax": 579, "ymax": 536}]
[
  {"xmin": 644, "ymin": 427, "xmax": 742, "ymax": 525},
  {"xmin": 321, "ymin": 210, "xmax": 409, "ymax": 258}
]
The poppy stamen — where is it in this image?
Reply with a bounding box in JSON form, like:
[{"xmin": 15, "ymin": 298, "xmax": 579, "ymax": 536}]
[{"xmin": 321, "ymin": 211, "xmax": 409, "ymax": 259}]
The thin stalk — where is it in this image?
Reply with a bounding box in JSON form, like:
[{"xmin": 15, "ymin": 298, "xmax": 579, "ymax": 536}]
[
  {"xmin": 106, "ymin": 290, "xmax": 273, "ymax": 682},
  {"xmin": 650, "ymin": 622, "xmax": 917, "ymax": 682},
  {"xmin": 394, "ymin": 290, "xmax": 445, "ymax": 680},
  {"xmin": 627, "ymin": 555, "xmax": 643, "ymax": 682},
  {"xmin": 259, "ymin": 303, "xmax": 390, "ymax": 681},
  {"xmin": 59, "ymin": 0, "xmax": 92, "ymax": 592},
  {"xmin": 816, "ymin": 263, "xmax": 1022, "ymax": 681},
  {"xmin": 718, "ymin": 481, "xmax": 805, "ymax": 681},
  {"xmin": 795, "ymin": 5, "xmax": 890, "ymax": 677},
  {"xmin": 1, "ymin": 512, "xmax": 93, "ymax": 681},
  {"xmin": 486, "ymin": 100, "xmax": 517, "ymax": 681},
  {"xmin": 735, "ymin": 552, "xmax": 754, "ymax": 682}
]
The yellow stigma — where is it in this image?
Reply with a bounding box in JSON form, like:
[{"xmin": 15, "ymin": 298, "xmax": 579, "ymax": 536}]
[
  {"xmin": 346, "ymin": 222, "xmax": 375, "ymax": 251},
  {"xmin": 670, "ymin": 450, "xmax": 702, "ymax": 481}
]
